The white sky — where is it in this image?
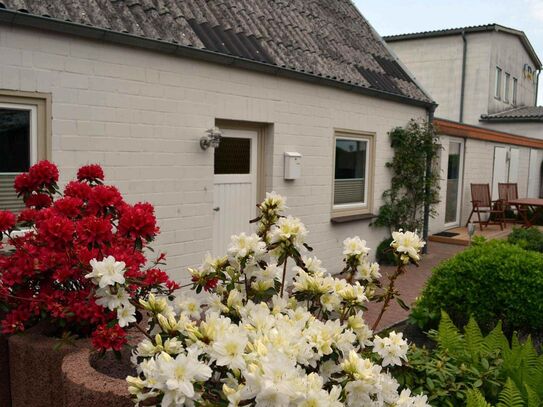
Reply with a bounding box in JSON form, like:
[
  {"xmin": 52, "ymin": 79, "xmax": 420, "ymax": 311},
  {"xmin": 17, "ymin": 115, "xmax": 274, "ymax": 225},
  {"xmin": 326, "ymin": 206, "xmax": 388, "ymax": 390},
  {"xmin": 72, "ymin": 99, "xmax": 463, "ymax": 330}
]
[{"xmin": 354, "ymin": 0, "xmax": 543, "ymax": 105}]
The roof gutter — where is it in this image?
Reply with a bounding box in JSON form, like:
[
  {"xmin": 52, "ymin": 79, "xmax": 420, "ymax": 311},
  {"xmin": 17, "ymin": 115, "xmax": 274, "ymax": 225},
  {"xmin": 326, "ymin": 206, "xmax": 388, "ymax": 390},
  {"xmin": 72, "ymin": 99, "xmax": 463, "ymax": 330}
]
[
  {"xmin": 422, "ymin": 104, "xmax": 437, "ymax": 254},
  {"xmin": 459, "ymin": 31, "xmax": 468, "ymax": 123},
  {"xmin": 0, "ymin": 8, "xmax": 435, "ymax": 109}
]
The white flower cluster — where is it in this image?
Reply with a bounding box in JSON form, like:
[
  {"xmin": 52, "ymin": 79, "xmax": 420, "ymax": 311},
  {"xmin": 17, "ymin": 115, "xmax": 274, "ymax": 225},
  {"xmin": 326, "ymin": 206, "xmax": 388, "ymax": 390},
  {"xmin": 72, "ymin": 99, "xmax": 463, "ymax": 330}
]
[
  {"xmin": 86, "ymin": 256, "xmax": 136, "ymax": 327},
  {"xmin": 130, "ymin": 296, "xmax": 426, "ymax": 407},
  {"xmin": 390, "ymin": 230, "xmax": 426, "ymax": 265},
  {"xmin": 128, "ymin": 193, "xmax": 429, "ymax": 407}
]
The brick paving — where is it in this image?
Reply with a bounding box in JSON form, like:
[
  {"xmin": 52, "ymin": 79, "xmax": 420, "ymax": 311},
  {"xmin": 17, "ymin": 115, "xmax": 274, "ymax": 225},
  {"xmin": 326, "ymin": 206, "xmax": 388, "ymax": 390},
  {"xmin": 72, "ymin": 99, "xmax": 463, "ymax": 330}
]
[{"xmin": 364, "ymin": 241, "xmax": 466, "ymax": 332}]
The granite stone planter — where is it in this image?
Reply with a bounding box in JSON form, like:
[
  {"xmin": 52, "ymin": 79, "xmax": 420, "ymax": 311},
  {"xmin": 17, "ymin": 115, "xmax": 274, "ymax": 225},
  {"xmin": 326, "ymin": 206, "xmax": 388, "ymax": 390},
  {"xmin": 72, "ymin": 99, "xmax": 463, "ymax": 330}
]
[
  {"xmin": 0, "ymin": 333, "xmax": 11, "ymax": 407},
  {"xmin": 8, "ymin": 329, "xmax": 89, "ymax": 407},
  {"xmin": 62, "ymin": 348, "xmax": 133, "ymax": 407}
]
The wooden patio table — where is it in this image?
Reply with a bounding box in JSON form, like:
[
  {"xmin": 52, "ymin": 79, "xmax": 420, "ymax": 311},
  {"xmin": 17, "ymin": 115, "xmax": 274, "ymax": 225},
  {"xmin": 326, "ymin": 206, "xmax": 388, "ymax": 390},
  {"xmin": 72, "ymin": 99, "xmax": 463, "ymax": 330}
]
[{"xmin": 507, "ymin": 198, "xmax": 543, "ymax": 227}]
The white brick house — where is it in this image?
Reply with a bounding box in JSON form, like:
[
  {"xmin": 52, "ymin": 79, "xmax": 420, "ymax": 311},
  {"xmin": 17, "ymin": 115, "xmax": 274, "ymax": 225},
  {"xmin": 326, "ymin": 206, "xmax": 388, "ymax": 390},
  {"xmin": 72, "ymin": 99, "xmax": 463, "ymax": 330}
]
[
  {"xmin": 385, "ymin": 25, "xmax": 543, "ymax": 234},
  {"xmin": 0, "ymin": 1, "xmax": 435, "ymax": 280}
]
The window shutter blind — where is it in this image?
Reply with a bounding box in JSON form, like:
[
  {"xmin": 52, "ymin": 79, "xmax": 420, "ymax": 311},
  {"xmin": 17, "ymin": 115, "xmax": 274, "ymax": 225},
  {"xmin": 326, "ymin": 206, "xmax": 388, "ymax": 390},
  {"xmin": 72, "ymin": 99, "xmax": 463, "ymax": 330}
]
[
  {"xmin": 334, "ymin": 178, "xmax": 365, "ymax": 205},
  {"xmin": 0, "ymin": 173, "xmax": 24, "ymax": 212}
]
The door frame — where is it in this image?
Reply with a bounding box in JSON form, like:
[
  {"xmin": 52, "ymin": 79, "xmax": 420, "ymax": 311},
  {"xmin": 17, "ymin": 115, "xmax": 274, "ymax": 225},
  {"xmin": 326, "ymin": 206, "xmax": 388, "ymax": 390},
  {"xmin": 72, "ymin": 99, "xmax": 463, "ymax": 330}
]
[{"xmin": 444, "ymin": 137, "xmax": 465, "ymax": 228}]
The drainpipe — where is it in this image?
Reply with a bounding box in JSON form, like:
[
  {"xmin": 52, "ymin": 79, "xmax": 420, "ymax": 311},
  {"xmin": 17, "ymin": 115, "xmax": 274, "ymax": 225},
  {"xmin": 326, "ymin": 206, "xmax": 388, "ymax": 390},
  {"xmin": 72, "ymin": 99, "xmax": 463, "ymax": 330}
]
[
  {"xmin": 535, "ymin": 69, "xmax": 541, "ymax": 105},
  {"xmin": 422, "ymin": 105, "xmax": 437, "ymax": 254},
  {"xmin": 459, "ymin": 31, "xmax": 468, "ymax": 123}
]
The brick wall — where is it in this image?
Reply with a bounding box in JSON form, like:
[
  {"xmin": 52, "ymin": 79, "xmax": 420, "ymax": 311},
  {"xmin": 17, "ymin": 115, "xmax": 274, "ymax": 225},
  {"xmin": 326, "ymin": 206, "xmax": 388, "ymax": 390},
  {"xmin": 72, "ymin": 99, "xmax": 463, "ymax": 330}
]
[{"xmin": 0, "ymin": 25, "xmax": 427, "ymax": 282}]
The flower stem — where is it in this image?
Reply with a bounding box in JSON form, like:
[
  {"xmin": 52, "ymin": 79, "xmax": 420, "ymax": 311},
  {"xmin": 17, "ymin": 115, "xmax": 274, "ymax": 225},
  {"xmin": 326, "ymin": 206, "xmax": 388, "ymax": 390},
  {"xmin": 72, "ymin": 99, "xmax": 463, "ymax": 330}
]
[
  {"xmin": 280, "ymin": 258, "xmax": 288, "ymax": 297},
  {"xmin": 371, "ymin": 264, "xmax": 405, "ymax": 332}
]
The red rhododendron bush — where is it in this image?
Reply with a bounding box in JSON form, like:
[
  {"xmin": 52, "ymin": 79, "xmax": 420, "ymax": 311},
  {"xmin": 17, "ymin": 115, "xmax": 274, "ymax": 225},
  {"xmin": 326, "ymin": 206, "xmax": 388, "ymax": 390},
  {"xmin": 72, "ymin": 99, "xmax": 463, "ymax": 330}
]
[{"xmin": 0, "ymin": 161, "xmax": 179, "ymax": 351}]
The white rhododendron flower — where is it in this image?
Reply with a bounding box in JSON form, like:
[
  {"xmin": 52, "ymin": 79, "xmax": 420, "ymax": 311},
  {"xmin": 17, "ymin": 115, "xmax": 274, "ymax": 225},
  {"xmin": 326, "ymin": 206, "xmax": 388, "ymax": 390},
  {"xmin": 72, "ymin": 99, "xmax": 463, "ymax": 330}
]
[
  {"xmin": 391, "ymin": 230, "xmax": 426, "ymax": 264},
  {"xmin": 175, "ymin": 294, "xmax": 202, "ymax": 320},
  {"xmin": 95, "ymin": 286, "xmax": 131, "ymax": 311},
  {"xmin": 269, "ymin": 215, "xmax": 308, "ymax": 245},
  {"xmin": 372, "ymin": 332, "xmax": 409, "ymax": 367},
  {"xmin": 260, "ymin": 191, "xmax": 287, "ymax": 212},
  {"xmin": 228, "ymin": 233, "xmax": 267, "ymax": 260},
  {"xmin": 117, "ymin": 303, "xmax": 137, "ymax": 328},
  {"xmin": 86, "ymin": 256, "xmax": 126, "ymax": 288},
  {"xmin": 342, "ymin": 236, "xmax": 370, "ymax": 258}
]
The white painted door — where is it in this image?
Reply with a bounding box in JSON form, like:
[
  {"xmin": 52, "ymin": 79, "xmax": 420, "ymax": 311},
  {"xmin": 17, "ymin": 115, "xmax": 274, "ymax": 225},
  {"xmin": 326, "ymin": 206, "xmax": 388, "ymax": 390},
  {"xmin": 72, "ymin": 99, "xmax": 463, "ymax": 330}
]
[
  {"xmin": 508, "ymin": 148, "xmax": 519, "ymax": 183},
  {"xmin": 212, "ymin": 129, "xmax": 258, "ymax": 256},
  {"xmin": 528, "ymin": 149, "xmax": 541, "ymax": 198},
  {"xmin": 492, "ymin": 147, "xmax": 508, "ymax": 200}
]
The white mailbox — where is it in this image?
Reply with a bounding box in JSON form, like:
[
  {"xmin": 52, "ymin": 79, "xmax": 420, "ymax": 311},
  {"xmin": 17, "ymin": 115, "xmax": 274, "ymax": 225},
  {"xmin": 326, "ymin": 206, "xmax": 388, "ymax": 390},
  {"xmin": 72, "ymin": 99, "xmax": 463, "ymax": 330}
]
[{"xmin": 284, "ymin": 152, "xmax": 302, "ymax": 180}]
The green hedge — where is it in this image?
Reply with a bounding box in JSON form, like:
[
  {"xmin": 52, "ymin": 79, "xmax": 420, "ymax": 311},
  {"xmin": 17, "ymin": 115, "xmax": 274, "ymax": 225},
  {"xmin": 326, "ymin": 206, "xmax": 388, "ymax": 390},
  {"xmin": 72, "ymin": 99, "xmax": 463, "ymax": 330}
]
[
  {"xmin": 507, "ymin": 226, "xmax": 543, "ymax": 253},
  {"xmin": 410, "ymin": 240, "xmax": 543, "ymax": 334}
]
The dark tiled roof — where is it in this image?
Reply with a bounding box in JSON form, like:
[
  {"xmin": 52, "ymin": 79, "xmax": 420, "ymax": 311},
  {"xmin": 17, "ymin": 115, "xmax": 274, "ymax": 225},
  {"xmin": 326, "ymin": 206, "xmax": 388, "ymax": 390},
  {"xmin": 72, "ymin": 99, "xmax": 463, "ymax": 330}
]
[
  {"xmin": 384, "ymin": 24, "xmax": 542, "ymax": 70},
  {"xmin": 0, "ymin": 0, "xmax": 433, "ymax": 106},
  {"xmin": 481, "ymin": 106, "xmax": 543, "ymax": 122}
]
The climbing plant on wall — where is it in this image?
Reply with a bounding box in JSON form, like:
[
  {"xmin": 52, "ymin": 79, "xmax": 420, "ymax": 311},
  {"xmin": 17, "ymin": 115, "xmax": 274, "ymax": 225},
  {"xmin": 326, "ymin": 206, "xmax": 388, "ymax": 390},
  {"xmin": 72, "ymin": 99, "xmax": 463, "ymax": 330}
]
[{"xmin": 373, "ymin": 119, "xmax": 441, "ymax": 235}]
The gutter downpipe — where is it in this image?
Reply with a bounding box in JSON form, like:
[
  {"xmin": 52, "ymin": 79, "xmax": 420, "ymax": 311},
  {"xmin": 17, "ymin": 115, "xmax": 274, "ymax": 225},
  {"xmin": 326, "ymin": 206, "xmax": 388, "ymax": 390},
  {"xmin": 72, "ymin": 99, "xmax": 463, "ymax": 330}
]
[
  {"xmin": 536, "ymin": 69, "xmax": 541, "ymax": 105},
  {"xmin": 459, "ymin": 30, "xmax": 468, "ymax": 123},
  {"xmin": 422, "ymin": 104, "xmax": 437, "ymax": 254}
]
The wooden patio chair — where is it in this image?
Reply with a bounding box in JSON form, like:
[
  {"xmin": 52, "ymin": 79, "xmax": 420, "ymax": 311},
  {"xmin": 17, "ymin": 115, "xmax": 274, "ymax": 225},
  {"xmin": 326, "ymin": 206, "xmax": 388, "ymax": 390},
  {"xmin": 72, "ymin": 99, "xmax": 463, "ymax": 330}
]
[
  {"xmin": 498, "ymin": 183, "xmax": 528, "ymax": 224},
  {"xmin": 466, "ymin": 183, "xmax": 505, "ymax": 231}
]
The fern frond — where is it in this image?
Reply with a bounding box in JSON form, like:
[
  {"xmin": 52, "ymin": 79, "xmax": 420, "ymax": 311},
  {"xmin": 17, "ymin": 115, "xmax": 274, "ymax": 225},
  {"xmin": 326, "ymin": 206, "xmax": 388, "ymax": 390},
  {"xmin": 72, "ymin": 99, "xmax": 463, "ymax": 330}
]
[
  {"xmin": 465, "ymin": 316, "xmax": 484, "ymax": 361},
  {"xmin": 467, "ymin": 389, "xmax": 494, "ymax": 407},
  {"xmin": 483, "ymin": 320, "xmax": 508, "ymax": 355},
  {"xmin": 525, "ymin": 384, "xmax": 541, "ymax": 407},
  {"xmin": 497, "ymin": 379, "xmax": 525, "ymax": 407},
  {"xmin": 437, "ymin": 310, "xmax": 464, "ymax": 356}
]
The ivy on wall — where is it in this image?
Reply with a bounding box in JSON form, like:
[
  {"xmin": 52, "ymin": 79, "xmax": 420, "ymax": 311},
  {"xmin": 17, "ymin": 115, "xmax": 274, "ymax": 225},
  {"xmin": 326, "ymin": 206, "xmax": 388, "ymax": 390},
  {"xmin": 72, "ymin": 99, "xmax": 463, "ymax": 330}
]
[{"xmin": 373, "ymin": 119, "xmax": 441, "ymax": 235}]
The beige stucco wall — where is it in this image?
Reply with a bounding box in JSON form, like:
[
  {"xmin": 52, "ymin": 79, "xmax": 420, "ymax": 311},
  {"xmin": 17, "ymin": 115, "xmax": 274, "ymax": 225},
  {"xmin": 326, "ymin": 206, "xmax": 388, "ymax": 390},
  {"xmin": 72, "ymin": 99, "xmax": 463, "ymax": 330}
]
[
  {"xmin": 0, "ymin": 25, "xmax": 429, "ymax": 281},
  {"xmin": 479, "ymin": 121, "xmax": 543, "ymax": 139}
]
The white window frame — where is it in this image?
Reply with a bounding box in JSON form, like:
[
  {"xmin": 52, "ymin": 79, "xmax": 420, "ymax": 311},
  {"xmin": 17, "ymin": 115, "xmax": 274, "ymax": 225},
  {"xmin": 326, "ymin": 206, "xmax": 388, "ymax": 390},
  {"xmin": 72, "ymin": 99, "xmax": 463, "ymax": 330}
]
[
  {"xmin": 332, "ymin": 132, "xmax": 374, "ymax": 216},
  {"xmin": 0, "ymin": 102, "xmax": 38, "ymax": 176},
  {"xmin": 504, "ymin": 72, "xmax": 510, "ymax": 103},
  {"xmin": 512, "ymin": 77, "xmax": 518, "ymax": 105},
  {"xmin": 495, "ymin": 67, "xmax": 502, "ymax": 99}
]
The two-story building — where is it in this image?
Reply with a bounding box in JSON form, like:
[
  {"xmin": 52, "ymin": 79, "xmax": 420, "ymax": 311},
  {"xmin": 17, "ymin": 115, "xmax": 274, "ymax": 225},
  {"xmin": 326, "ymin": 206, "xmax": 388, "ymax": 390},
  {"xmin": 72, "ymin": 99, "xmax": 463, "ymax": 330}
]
[{"xmin": 385, "ymin": 24, "xmax": 543, "ymax": 234}]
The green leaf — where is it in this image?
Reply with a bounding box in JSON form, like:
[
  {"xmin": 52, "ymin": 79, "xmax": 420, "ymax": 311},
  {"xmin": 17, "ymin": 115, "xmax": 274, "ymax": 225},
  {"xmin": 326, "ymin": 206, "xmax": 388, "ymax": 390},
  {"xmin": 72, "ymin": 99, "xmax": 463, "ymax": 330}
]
[
  {"xmin": 395, "ymin": 296, "xmax": 410, "ymax": 311},
  {"xmin": 465, "ymin": 316, "xmax": 484, "ymax": 361},
  {"xmin": 437, "ymin": 310, "xmax": 464, "ymax": 356}
]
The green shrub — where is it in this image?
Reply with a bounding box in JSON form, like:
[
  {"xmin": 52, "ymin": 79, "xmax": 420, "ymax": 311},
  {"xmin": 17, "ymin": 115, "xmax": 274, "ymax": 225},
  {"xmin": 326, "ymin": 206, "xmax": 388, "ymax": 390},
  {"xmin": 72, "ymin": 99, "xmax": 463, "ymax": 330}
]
[
  {"xmin": 376, "ymin": 237, "xmax": 398, "ymax": 266},
  {"xmin": 394, "ymin": 312, "xmax": 543, "ymax": 407},
  {"xmin": 410, "ymin": 240, "xmax": 543, "ymax": 334},
  {"xmin": 507, "ymin": 227, "xmax": 543, "ymax": 253}
]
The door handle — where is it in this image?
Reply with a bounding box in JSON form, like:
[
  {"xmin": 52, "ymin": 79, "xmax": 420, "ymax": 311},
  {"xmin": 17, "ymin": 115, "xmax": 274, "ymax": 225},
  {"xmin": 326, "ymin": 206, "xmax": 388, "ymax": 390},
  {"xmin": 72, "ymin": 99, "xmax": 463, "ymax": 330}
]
[{"xmin": 213, "ymin": 207, "xmax": 220, "ymax": 212}]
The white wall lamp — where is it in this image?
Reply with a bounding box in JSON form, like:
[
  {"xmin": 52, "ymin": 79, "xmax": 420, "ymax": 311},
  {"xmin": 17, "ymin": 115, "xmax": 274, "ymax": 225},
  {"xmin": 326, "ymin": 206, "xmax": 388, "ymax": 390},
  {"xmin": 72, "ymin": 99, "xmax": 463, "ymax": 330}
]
[{"xmin": 200, "ymin": 126, "xmax": 222, "ymax": 150}]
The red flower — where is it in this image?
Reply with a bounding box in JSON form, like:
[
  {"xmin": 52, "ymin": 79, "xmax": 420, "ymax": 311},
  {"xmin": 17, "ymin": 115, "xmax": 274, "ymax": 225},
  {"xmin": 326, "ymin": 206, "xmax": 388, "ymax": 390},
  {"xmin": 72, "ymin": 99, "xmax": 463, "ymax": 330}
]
[
  {"xmin": 17, "ymin": 209, "xmax": 38, "ymax": 224},
  {"xmin": 143, "ymin": 268, "xmax": 170, "ymax": 286},
  {"xmin": 14, "ymin": 173, "xmax": 35, "ymax": 195},
  {"xmin": 36, "ymin": 215, "xmax": 75, "ymax": 245},
  {"xmin": 76, "ymin": 216, "xmax": 113, "ymax": 246},
  {"xmin": 77, "ymin": 164, "xmax": 105, "ymax": 183},
  {"xmin": 87, "ymin": 185, "xmax": 123, "ymax": 214},
  {"xmin": 118, "ymin": 202, "xmax": 158, "ymax": 241},
  {"xmin": 28, "ymin": 160, "xmax": 59, "ymax": 188},
  {"xmin": 25, "ymin": 193, "xmax": 53, "ymax": 209},
  {"xmin": 91, "ymin": 324, "xmax": 127, "ymax": 351},
  {"xmin": 1, "ymin": 308, "xmax": 31, "ymax": 334},
  {"xmin": 53, "ymin": 197, "xmax": 84, "ymax": 218},
  {"xmin": 64, "ymin": 181, "xmax": 93, "ymax": 201},
  {"xmin": 0, "ymin": 210, "xmax": 16, "ymax": 232}
]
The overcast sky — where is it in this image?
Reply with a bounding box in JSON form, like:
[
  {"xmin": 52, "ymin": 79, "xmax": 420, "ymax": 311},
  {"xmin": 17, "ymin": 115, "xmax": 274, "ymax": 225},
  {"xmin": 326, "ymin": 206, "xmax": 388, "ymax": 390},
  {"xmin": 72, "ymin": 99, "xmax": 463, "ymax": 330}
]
[{"xmin": 354, "ymin": 0, "xmax": 543, "ymax": 105}]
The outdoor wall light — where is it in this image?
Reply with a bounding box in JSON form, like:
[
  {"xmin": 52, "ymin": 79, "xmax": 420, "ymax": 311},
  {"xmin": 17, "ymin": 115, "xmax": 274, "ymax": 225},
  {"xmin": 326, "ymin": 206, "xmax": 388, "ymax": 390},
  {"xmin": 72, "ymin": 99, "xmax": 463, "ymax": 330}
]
[{"xmin": 200, "ymin": 127, "xmax": 222, "ymax": 150}]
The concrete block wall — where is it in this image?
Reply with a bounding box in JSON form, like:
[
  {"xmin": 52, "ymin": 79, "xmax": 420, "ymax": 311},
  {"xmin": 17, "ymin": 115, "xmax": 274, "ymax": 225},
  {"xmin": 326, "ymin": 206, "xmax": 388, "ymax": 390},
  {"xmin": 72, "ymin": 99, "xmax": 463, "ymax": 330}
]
[{"xmin": 0, "ymin": 25, "xmax": 427, "ymax": 282}]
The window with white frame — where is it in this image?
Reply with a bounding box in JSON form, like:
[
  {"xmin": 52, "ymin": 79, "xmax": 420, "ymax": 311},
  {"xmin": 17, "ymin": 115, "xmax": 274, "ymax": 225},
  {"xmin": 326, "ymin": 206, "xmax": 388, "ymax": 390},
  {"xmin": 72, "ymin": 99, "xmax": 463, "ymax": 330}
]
[
  {"xmin": 512, "ymin": 77, "xmax": 518, "ymax": 105},
  {"xmin": 495, "ymin": 67, "xmax": 502, "ymax": 99},
  {"xmin": 0, "ymin": 96, "xmax": 43, "ymax": 212},
  {"xmin": 504, "ymin": 72, "xmax": 511, "ymax": 103},
  {"xmin": 333, "ymin": 133, "xmax": 373, "ymax": 215}
]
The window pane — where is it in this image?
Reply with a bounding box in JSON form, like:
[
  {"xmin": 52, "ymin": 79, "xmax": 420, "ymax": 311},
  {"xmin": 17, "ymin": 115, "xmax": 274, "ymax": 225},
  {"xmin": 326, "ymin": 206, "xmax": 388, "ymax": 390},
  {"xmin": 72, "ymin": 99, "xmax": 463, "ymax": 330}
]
[
  {"xmin": 504, "ymin": 73, "xmax": 510, "ymax": 102},
  {"xmin": 214, "ymin": 137, "xmax": 251, "ymax": 174},
  {"xmin": 334, "ymin": 139, "xmax": 367, "ymax": 205},
  {"xmin": 0, "ymin": 108, "xmax": 30, "ymax": 172},
  {"xmin": 495, "ymin": 68, "xmax": 502, "ymax": 99},
  {"xmin": 513, "ymin": 78, "xmax": 518, "ymax": 105}
]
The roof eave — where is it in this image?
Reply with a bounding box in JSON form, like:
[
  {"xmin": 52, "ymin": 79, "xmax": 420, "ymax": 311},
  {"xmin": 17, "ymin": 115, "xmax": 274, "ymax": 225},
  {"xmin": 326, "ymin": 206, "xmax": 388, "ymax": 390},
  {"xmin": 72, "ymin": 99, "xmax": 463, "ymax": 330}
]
[
  {"xmin": 0, "ymin": 8, "xmax": 436, "ymax": 110},
  {"xmin": 480, "ymin": 117, "xmax": 543, "ymax": 123}
]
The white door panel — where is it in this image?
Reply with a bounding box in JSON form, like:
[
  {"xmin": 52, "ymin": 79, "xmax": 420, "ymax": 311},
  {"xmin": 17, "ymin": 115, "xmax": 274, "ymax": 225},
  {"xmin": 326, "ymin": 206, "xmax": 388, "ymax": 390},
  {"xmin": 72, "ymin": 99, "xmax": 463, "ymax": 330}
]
[
  {"xmin": 492, "ymin": 147, "xmax": 508, "ymax": 200},
  {"xmin": 508, "ymin": 148, "xmax": 519, "ymax": 183},
  {"xmin": 212, "ymin": 129, "xmax": 258, "ymax": 256}
]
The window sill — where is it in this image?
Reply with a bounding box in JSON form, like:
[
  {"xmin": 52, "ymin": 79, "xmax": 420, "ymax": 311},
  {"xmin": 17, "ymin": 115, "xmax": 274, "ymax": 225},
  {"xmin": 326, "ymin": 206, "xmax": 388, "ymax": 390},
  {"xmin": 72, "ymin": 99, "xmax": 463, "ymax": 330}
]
[{"xmin": 330, "ymin": 213, "xmax": 376, "ymax": 224}]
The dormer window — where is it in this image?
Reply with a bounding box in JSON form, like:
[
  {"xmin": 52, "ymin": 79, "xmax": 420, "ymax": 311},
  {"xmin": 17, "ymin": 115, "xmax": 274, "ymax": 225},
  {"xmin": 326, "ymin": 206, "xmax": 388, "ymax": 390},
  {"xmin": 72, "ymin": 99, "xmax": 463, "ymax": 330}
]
[{"xmin": 495, "ymin": 67, "xmax": 502, "ymax": 99}]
